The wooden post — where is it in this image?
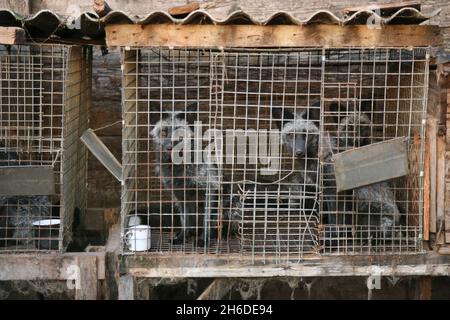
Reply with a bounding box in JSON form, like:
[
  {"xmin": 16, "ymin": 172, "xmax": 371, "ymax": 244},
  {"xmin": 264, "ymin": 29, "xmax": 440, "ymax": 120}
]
[
  {"xmin": 75, "ymin": 255, "xmax": 98, "ymax": 300},
  {"xmin": 119, "ymin": 275, "xmax": 135, "ymax": 300},
  {"xmin": 104, "ymin": 222, "xmax": 121, "ymax": 300},
  {"xmin": 104, "ymin": 252, "xmax": 119, "ymax": 300},
  {"xmin": 424, "ymin": 123, "xmax": 431, "ymax": 241}
]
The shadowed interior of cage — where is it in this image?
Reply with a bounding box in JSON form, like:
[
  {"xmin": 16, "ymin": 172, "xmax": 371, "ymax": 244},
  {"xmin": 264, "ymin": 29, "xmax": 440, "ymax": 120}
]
[
  {"xmin": 122, "ymin": 48, "xmax": 323, "ymax": 257},
  {"xmin": 0, "ymin": 45, "xmax": 85, "ymax": 252},
  {"xmin": 319, "ymin": 48, "xmax": 428, "ymax": 255}
]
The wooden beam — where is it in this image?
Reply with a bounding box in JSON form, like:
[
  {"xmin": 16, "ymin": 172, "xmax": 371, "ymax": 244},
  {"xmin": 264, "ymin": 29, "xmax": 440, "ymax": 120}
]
[
  {"xmin": 124, "ymin": 253, "xmax": 450, "ymax": 278},
  {"xmin": 0, "ymin": 253, "xmax": 105, "ymax": 281},
  {"xmin": 197, "ymin": 279, "xmax": 235, "ymax": 300},
  {"xmin": 0, "ymin": 27, "xmax": 26, "ymax": 45},
  {"xmin": 105, "ymin": 24, "xmax": 441, "ymax": 48}
]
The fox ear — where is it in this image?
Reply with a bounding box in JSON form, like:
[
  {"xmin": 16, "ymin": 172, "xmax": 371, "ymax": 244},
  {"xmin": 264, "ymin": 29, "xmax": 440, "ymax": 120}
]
[
  {"xmin": 272, "ymin": 107, "xmax": 294, "ymax": 129},
  {"xmin": 149, "ymin": 102, "xmax": 162, "ymax": 125}
]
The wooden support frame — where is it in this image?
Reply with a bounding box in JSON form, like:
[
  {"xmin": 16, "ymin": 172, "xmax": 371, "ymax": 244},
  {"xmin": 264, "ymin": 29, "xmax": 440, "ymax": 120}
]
[
  {"xmin": 106, "ymin": 24, "xmax": 441, "ymax": 48},
  {"xmin": 0, "ymin": 253, "xmax": 105, "ymax": 300}
]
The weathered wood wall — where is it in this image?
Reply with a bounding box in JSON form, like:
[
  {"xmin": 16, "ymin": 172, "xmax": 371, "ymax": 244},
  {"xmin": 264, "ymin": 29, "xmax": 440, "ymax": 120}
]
[{"xmin": 85, "ymin": 48, "xmax": 121, "ymax": 233}]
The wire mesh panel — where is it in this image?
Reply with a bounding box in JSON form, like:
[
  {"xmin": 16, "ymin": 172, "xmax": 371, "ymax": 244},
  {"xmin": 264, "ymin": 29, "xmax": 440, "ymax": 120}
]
[
  {"xmin": 121, "ymin": 47, "xmax": 428, "ymax": 261},
  {"xmin": 122, "ymin": 48, "xmax": 322, "ymax": 262},
  {"xmin": 0, "ymin": 44, "xmax": 90, "ymax": 253},
  {"xmin": 210, "ymin": 50, "xmax": 323, "ymax": 262},
  {"xmin": 320, "ymin": 48, "xmax": 429, "ymax": 255}
]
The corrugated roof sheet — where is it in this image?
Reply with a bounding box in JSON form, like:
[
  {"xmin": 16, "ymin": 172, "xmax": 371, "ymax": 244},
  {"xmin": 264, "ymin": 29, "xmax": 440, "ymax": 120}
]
[{"xmin": 0, "ymin": 7, "xmax": 440, "ymax": 40}]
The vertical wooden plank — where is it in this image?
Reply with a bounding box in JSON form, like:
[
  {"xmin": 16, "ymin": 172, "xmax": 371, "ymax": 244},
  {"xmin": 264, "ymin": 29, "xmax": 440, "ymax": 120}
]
[
  {"xmin": 424, "ymin": 124, "xmax": 431, "ymax": 241},
  {"xmin": 104, "ymin": 252, "xmax": 119, "ymax": 300},
  {"xmin": 119, "ymin": 275, "xmax": 135, "ymax": 300},
  {"xmin": 437, "ymin": 134, "xmax": 446, "ymax": 244},
  {"xmin": 75, "ymin": 256, "xmax": 98, "ymax": 300},
  {"xmin": 408, "ymin": 134, "xmax": 422, "ymax": 227},
  {"xmin": 104, "ymin": 222, "xmax": 121, "ymax": 300},
  {"xmin": 428, "ymin": 119, "xmax": 437, "ymax": 234},
  {"xmin": 63, "ymin": 46, "xmax": 83, "ymax": 250}
]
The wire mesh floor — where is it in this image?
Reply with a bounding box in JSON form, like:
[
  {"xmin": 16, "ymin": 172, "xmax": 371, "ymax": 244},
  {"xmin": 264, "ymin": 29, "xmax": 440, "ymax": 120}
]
[{"xmin": 133, "ymin": 230, "xmax": 241, "ymax": 254}]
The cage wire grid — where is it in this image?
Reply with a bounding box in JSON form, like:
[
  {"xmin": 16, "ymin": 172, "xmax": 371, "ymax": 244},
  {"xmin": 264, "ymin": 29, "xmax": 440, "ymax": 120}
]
[
  {"xmin": 0, "ymin": 44, "xmax": 90, "ymax": 253},
  {"xmin": 121, "ymin": 47, "xmax": 429, "ymax": 261}
]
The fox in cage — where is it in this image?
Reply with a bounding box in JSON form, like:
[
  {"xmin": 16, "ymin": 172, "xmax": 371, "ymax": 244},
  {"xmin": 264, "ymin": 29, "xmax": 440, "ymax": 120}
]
[
  {"xmin": 123, "ymin": 47, "xmax": 428, "ymax": 255},
  {"xmin": 270, "ymin": 100, "xmax": 404, "ymax": 250},
  {"xmin": 147, "ymin": 102, "xmax": 221, "ymax": 246},
  {"xmin": 132, "ymin": 100, "xmax": 409, "ymax": 252}
]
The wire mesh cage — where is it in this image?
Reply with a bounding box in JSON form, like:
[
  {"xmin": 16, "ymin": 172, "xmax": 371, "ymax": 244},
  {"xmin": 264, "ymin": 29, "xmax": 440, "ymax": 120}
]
[
  {"xmin": 121, "ymin": 47, "xmax": 429, "ymax": 261},
  {"xmin": 320, "ymin": 48, "xmax": 429, "ymax": 255},
  {"xmin": 0, "ymin": 44, "xmax": 91, "ymax": 253}
]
